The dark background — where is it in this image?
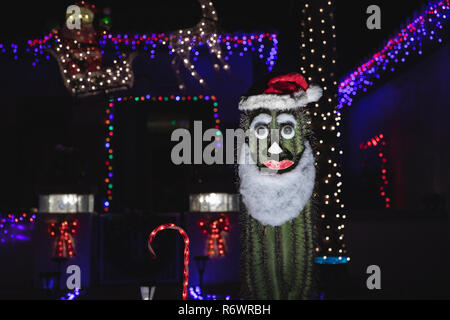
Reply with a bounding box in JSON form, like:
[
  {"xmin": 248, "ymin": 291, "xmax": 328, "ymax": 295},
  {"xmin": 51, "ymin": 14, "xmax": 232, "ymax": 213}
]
[{"xmin": 1, "ymin": 0, "xmax": 449, "ymax": 299}]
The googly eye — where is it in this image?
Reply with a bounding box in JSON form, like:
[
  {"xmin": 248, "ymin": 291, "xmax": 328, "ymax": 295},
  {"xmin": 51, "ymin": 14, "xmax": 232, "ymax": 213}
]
[
  {"xmin": 254, "ymin": 125, "xmax": 269, "ymax": 139},
  {"xmin": 281, "ymin": 125, "xmax": 295, "ymax": 139}
]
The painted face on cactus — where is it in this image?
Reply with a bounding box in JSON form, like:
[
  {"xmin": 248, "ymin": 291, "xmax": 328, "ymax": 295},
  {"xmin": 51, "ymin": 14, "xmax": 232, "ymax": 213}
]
[
  {"xmin": 247, "ymin": 109, "xmax": 305, "ymax": 174},
  {"xmin": 238, "ymin": 73, "xmax": 321, "ymax": 299},
  {"xmin": 238, "ymin": 107, "xmax": 316, "ymax": 226}
]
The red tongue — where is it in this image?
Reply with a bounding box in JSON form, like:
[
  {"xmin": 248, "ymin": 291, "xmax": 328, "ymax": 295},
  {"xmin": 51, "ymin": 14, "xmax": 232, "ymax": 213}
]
[{"xmin": 264, "ymin": 160, "xmax": 294, "ymax": 170}]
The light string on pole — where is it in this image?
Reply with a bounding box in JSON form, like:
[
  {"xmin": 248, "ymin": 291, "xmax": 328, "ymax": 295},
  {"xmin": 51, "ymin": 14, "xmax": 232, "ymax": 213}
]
[{"xmin": 299, "ymin": 0, "xmax": 348, "ymax": 264}]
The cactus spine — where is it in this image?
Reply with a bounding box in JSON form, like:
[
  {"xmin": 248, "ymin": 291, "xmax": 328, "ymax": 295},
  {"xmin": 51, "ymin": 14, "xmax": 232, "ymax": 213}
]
[{"xmin": 241, "ymin": 201, "xmax": 314, "ymax": 300}]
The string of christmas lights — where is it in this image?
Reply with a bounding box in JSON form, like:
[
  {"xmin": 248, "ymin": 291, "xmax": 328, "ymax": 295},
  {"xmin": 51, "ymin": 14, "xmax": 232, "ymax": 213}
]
[
  {"xmin": 299, "ymin": 0, "xmax": 348, "ymax": 264},
  {"xmin": 101, "ymin": 32, "xmax": 278, "ymax": 70},
  {"xmin": 59, "ymin": 288, "xmax": 81, "ymax": 300},
  {"xmin": 0, "ymin": 32, "xmax": 277, "ymax": 89},
  {"xmin": 16, "ymin": 32, "xmax": 278, "ymax": 67},
  {"xmin": 314, "ymin": 256, "xmax": 349, "ymax": 264},
  {"xmin": 188, "ymin": 286, "xmax": 232, "ymax": 300},
  {"xmin": 198, "ymin": 214, "xmax": 229, "ymax": 257},
  {"xmin": 338, "ymin": 0, "xmax": 450, "ymax": 109},
  {"xmin": 148, "ymin": 223, "xmax": 190, "ymax": 300},
  {"xmin": 103, "ymin": 94, "xmax": 221, "ymax": 213},
  {"xmin": 0, "ymin": 212, "xmax": 36, "ymax": 244},
  {"xmin": 360, "ymin": 134, "xmax": 391, "ymax": 209}
]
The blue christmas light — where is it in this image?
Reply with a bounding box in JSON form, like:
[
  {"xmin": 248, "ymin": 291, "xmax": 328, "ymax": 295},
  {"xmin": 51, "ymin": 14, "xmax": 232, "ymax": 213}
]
[
  {"xmin": 338, "ymin": 0, "xmax": 450, "ymax": 109},
  {"xmin": 59, "ymin": 288, "xmax": 81, "ymax": 301},
  {"xmin": 315, "ymin": 256, "xmax": 349, "ymax": 265},
  {"xmin": 188, "ymin": 286, "xmax": 232, "ymax": 300},
  {"xmin": 0, "ymin": 32, "xmax": 278, "ymax": 73},
  {"xmin": 103, "ymin": 94, "xmax": 222, "ymax": 212},
  {"xmin": 0, "ymin": 213, "xmax": 36, "ymax": 244}
]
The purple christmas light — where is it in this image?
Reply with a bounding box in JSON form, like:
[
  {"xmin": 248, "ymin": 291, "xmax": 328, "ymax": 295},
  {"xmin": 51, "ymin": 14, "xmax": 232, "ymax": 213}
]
[{"xmin": 338, "ymin": 0, "xmax": 450, "ymax": 109}]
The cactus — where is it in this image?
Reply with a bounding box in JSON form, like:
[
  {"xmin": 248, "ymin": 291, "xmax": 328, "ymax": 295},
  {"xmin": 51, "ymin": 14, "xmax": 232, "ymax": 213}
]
[
  {"xmin": 237, "ymin": 73, "xmax": 321, "ymax": 300},
  {"xmin": 240, "ymin": 202, "xmax": 315, "ymax": 300}
]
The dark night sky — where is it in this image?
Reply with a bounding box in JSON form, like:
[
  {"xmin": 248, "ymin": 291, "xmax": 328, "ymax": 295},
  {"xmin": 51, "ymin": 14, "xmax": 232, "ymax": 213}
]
[{"xmin": 0, "ymin": 0, "xmax": 429, "ymax": 76}]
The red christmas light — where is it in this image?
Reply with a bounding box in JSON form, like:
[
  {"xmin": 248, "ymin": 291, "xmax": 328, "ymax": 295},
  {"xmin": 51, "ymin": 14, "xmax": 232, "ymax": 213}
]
[
  {"xmin": 198, "ymin": 214, "xmax": 230, "ymax": 257},
  {"xmin": 148, "ymin": 223, "xmax": 190, "ymax": 300},
  {"xmin": 48, "ymin": 220, "xmax": 78, "ymax": 259},
  {"xmin": 103, "ymin": 95, "xmax": 221, "ymax": 212},
  {"xmin": 361, "ymin": 133, "xmax": 392, "ymax": 209}
]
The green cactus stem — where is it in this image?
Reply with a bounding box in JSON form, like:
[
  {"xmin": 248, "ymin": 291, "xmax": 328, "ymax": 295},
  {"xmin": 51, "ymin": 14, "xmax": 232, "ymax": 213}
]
[{"xmin": 241, "ymin": 201, "xmax": 315, "ymax": 300}]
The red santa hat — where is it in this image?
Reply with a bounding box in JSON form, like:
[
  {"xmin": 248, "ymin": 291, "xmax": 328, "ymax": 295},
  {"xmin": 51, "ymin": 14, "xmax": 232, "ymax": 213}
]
[{"xmin": 238, "ymin": 73, "xmax": 323, "ymax": 111}]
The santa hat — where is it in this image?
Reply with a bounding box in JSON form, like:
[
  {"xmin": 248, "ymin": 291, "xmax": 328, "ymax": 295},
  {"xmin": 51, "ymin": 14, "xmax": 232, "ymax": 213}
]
[{"xmin": 238, "ymin": 73, "xmax": 322, "ymax": 111}]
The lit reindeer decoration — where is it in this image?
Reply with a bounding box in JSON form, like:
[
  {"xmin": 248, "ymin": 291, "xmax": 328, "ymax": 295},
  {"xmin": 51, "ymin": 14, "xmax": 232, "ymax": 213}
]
[{"xmin": 169, "ymin": 0, "xmax": 229, "ymax": 90}]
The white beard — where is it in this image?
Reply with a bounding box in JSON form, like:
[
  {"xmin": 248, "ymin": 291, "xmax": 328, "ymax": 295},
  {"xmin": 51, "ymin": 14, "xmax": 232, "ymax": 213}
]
[{"xmin": 238, "ymin": 141, "xmax": 316, "ymax": 226}]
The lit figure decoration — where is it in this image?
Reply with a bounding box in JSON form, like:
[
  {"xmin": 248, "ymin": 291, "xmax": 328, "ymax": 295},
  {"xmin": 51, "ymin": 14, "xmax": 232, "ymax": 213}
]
[
  {"xmin": 49, "ymin": 1, "xmax": 135, "ymax": 97},
  {"xmin": 148, "ymin": 223, "xmax": 190, "ymax": 300},
  {"xmin": 169, "ymin": 0, "xmax": 229, "ymax": 90},
  {"xmin": 199, "ymin": 214, "xmax": 230, "ymax": 257},
  {"xmin": 48, "ymin": 220, "xmax": 78, "ymax": 258}
]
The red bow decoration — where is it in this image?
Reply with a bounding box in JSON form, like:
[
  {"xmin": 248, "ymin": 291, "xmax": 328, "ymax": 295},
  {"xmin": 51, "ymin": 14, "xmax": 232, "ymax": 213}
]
[
  {"xmin": 264, "ymin": 73, "xmax": 309, "ymax": 94},
  {"xmin": 48, "ymin": 220, "xmax": 78, "ymax": 259},
  {"xmin": 199, "ymin": 214, "xmax": 230, "ymax": 257}
]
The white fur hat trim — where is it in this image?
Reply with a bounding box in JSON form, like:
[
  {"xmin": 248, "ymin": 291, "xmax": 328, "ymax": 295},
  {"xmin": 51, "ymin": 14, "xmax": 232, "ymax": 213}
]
[{"xmin": 238, "ymin": 85, "xmax": 322, "ymax": 111}]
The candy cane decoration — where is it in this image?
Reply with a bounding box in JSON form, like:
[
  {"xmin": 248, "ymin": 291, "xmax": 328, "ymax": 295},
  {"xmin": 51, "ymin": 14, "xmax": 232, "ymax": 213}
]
[{"xmin": 148, "ymin": 223, "xmax": 190, "ymax": 300}]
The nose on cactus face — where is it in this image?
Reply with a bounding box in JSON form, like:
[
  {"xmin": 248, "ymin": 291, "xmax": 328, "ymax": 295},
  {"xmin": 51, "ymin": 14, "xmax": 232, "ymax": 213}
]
[{"xmin": 268, "ymin": 142, "xmax": 283, "ymax": 155}]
